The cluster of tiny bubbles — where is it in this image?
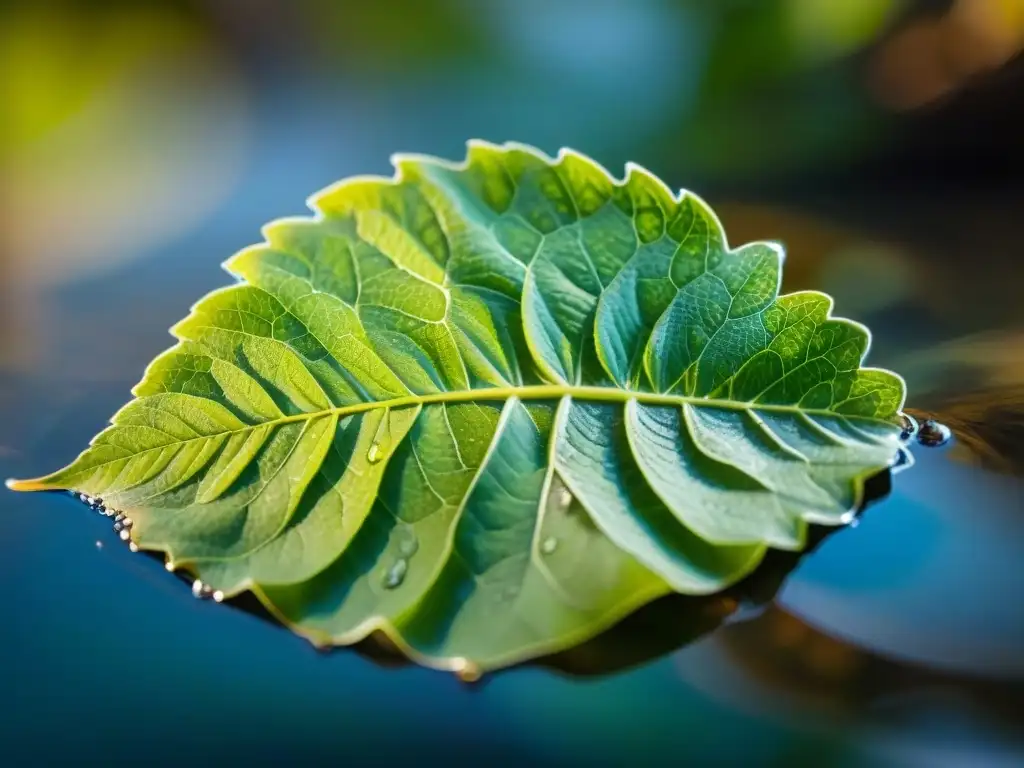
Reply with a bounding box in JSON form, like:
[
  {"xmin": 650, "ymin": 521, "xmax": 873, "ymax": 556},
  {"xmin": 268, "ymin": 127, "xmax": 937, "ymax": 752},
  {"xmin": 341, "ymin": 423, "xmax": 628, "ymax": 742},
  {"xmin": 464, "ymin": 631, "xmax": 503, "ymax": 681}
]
[
  {"xmin": 74, "ymin": 492, "xmax": 138, "ymax": 552},
  {"xmin": 72, "ymin": 492, "xmax": 231, "ymax": 604},
  {"xmin": 191, "ymin": 578, "xmax": 224, "ymax": 603}
]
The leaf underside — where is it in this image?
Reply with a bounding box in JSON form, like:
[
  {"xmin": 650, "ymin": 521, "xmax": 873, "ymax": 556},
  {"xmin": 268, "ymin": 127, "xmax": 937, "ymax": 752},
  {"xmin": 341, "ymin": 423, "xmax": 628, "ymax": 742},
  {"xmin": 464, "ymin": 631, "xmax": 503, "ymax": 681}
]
[{"xmin": 9, "ymin": 141, "xmax": 907, "ymax": 673}]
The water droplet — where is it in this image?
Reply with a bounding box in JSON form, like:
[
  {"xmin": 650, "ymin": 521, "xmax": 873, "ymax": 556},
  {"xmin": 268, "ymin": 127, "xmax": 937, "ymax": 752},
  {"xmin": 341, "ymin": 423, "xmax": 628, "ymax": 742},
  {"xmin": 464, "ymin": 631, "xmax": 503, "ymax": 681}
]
[
  {"xmin": 212, "ymin": 590, "xmax": 225, "ymax": 603},
  {"xmin": 383, "ymin": 558, "xmax": 408, "ymax": 589},
  {"xmin": 192, "ymin": 579, "xmax": 212, "ymax": 599},
  {"xmin": 121, "ymin": 518, "xmax": 133, "ymax": 530},
  {"xmin": 899, "ymin": 413, "xmax": 918, "ymax": 442},
  {"xmin": 917, "ymin": 419, "xmax": 952, "ymax": 447},
  {"xmin": 95, "ymin": 540, "xmax": 103, "ymax": 550},
  {"xmin": 849, "ymin": 517, "xmax": 861, "ymax": 529},
  {"xmin": 367, "ymin": 442, "xmax": 383, "ymax": 464},
  {"xmin": 396, "ymin": 529, "xmax": 419, "ymax": 558},
  {"xmin": 165, "ymin": 560, "xmax": 176, "ymax": 572},
  {"xmin": 540, "ymin": 537, "xmax": 558, "ymax": 555},
  {"xmin": 452, "ymin": 657, "xmax": 482, "ymax": 683},
  {"xmin": 118, "ymin": 529, "xmax": 131, "ymax": 542},
  {"xmin": 128, "ymin": 542, "xmax": 139, "ymax": 553},
  {"xmin": 113, "ymin": 521, "xmax": 123, "ymax": 532}
]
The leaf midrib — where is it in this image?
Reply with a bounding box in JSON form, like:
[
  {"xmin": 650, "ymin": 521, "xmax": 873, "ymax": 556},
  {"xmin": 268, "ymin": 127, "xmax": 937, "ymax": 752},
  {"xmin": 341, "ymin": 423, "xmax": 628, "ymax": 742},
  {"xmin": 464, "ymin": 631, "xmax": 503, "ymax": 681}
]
[
  {"xmin": 108, "ymin": 384, "xmax": 898, "ymax": 457},
  {"xmin": 7, "ymin": 384, "xmax": 896, "ymax": 494}
]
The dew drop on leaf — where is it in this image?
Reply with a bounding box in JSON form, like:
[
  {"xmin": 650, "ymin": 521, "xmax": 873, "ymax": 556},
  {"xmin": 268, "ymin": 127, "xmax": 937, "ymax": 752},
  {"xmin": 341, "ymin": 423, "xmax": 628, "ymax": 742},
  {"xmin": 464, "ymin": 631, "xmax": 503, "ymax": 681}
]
[
  {"xmin": 366, "ymin": 442, "xmax": 383, "ymax": 464},
  {"xmin": 540, "ymin": 537, "xmax": 558, "ymax": 555},
  {"xmin": 382, "ymin": 558, "xmax": 408, "ymax": 589},
  {"xmin": 396, "ymin": 529, "xmax": 419, "ymax": 558},
  {"xmin": 917, "ymin": 419, "xmax": 952, "ymax": 447}
]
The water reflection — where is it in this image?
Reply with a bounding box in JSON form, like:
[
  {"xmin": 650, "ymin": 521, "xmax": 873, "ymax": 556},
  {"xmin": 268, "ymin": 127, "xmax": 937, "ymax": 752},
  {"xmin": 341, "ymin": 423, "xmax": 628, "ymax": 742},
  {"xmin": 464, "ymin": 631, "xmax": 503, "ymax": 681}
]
[{"xmin": 901, "ymin": 331, "xmax": 1024, "ymax": 476}]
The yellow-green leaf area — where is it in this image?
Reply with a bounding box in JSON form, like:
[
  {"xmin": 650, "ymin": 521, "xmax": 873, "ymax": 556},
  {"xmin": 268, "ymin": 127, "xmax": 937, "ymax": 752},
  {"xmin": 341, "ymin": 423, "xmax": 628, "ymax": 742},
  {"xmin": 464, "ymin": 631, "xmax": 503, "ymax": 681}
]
[{"xmin": 8, "ymin": 140, "xmax": 908, "ymax": 673}]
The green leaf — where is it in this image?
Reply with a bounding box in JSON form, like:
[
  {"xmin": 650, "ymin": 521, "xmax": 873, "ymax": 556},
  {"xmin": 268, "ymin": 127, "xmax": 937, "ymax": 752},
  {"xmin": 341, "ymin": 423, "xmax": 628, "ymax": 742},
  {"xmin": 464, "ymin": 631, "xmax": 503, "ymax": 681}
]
[{"xmin": 7, "ymin": 140, "xmax": 907, "ymax": 674}]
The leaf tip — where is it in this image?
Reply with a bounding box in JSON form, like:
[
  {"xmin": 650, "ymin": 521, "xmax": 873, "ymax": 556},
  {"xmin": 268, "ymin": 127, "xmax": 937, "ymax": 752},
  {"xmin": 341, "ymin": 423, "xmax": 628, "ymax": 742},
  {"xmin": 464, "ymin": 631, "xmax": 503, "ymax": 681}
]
[{"xmin": 5, "ymin": 477, "xmax": 50, "ymax": 492}]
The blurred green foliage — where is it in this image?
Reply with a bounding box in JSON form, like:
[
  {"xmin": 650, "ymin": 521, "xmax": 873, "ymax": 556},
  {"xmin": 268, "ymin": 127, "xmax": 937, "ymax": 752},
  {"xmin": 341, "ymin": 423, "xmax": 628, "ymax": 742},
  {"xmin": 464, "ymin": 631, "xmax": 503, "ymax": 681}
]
[{"xmin": 0, "ymin": 0, "xmax": 910, "ymax": 180}]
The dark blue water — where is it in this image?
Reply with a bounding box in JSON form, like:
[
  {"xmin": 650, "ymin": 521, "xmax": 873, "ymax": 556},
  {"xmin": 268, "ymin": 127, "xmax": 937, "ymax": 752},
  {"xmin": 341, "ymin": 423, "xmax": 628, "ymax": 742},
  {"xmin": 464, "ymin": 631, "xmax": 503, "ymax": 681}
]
[{"xmin": 3, "ymin": 84, "xmax": 1023, "ymax": 767}]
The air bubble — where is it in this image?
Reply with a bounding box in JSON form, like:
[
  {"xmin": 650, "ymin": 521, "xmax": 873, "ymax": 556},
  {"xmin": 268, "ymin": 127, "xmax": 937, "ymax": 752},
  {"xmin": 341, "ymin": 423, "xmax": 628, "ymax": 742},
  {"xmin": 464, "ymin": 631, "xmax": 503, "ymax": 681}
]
[
  {"xmin": 367, "ymin": 442, "xmax": 383, "ymax": 464},
  {"xmin": 383, "ymin": 558, "xmax": 408, "ymax": 589},
  {"xmin": 192, "ymin": 579, "xmax": 213, "ymax": 599},
  {"xmin": 453, "ymin": 657, "xmax": 483, "ymax": 683},
  {"xmin": 128, "ymin": 542, "xmax": 139, "ymax": 553},
  {"xmin": 917, "ymin": 419, "xmax": 952, "ymax": 447},
  {"xmin": 212, "ymin": 590, "xmax": 225, "ymax": 603},
  {"xmin": 540, "ymin": 537, "xmax": 558, "ymax": 555},
  {"xmin": 95, "ymin": 541, "xmax": 103, "ymax": 550},
  {"xmin": 165, "ymin": 560, "xmax": 176, "ymax": 572},
  {"xmin": 119, "ymin": 529, "xmax": 131, "ymax": 542}
]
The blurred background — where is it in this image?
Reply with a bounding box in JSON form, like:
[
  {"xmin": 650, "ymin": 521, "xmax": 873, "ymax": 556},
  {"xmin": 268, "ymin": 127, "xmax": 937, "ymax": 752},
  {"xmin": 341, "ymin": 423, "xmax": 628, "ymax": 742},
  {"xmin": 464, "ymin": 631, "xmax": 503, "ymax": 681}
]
[{"xmin": 1, "ymin": 1, "xmax": 1023, "ymax": 765}]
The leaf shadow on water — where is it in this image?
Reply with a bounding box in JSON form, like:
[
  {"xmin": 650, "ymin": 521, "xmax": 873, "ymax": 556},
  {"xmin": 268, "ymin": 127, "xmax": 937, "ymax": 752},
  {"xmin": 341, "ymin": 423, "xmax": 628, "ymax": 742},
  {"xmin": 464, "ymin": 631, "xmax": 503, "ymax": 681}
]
[{"xmin": 186, "ymin": 472, "xmax": 896, "ymax": 683}]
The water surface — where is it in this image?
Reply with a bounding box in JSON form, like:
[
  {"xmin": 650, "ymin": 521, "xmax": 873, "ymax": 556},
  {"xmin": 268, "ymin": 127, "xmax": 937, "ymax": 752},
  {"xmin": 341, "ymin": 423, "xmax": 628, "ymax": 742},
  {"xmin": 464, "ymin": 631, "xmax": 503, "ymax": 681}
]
[{"xmin": 2, "ymin": 99, "xmax": 1022, "ymax": 767}]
